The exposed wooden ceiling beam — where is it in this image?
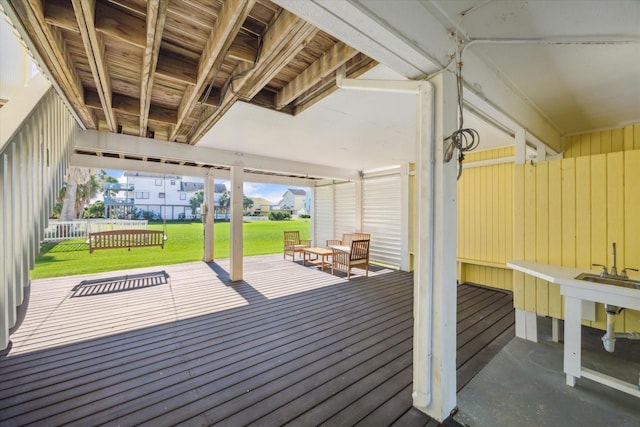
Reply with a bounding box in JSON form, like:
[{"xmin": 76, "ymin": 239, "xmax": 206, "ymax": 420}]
[
  {"xmin": 14, "ymin": 0, "xmax": 96, "ymax": 128},
  {"xmin": 72, "ymin": 0, "xmax": 117, "ymax": 132},
  {"xmin": 201, "ymin": 85, "xmax": 222, "ymax": 107},
  {"xmin": 237, "ymin": 13, "xmax": 318, "ymax": 100},
  {"xmin": 169, "ymin": 0, "xmax": 257, "ymax": 142},
  {"xmin": 276, "ymin": 41, "xmax": 357, "ymax": 109},
  {"xmin": 189, "ymin": 11, "xmax": 317, "ymax": 143},
  {"xmin": 140, "ymin": 0, "xmax": 168, "ymax": 136},
  {"xmin": 293, "ymin": 55, "xmax": 378, "ymax": 115},
  {"xmin": 156, "ymin": 51, "xmax": 198, "ymax": 84},
  {"xmin": 95, "ymin": 1, "xmax": 146, "ymax": 48},
  {"xmin": 228, "ymin": 33, "xmax": 259, "ymax": 63},
  {"xmin": 43, "ymin": 0, "xmax": 78, "ymax": 33}
]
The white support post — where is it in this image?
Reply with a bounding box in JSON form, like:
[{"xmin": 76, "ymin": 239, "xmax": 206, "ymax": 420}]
[
  {"xmin": 230, "ymin": 164, "xmax": 244, "ymax": 281},
  {"xmin": 413, "ymin": 72, "xmax": 458, "ymax": 422},
  {"xmin": 400, "ymin": 163, "xmax": 410, "ymax": 271},
  {"xmin": 203, "ymin": 168, "xmax": 215, "ymax": 262},
  {"xmin": 355, "ymin": 180, "xmax": 363, "ymax": 232}
]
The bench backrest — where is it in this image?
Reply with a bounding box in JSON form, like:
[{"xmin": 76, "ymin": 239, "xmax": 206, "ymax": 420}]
[
  {"xmin": 341, "ymin": 232, "xmax": 370, "ymax": 246},
  {"xmin": 88, "ymin": 229, "xmax": 165, "ymax": 253}
]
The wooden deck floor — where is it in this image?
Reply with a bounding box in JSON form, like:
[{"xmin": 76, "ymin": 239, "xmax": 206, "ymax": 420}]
[{"xmin": 0, "ymin": 255, "xmax": 514, "ymax": 426}]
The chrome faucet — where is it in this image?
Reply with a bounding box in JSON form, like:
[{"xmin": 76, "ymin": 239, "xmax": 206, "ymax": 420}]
[
  {"xmin": 592, "ymin": 242, "xmax": 638, "ymax": 278},
  {"xmin": 610, "ymin": 242, "xmax": 618, "ymax": 277}
]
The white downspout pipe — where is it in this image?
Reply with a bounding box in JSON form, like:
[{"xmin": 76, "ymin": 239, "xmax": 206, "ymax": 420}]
[{"xmin": 336, "ymin": 69, "xmax": 436, "ymax": 407}]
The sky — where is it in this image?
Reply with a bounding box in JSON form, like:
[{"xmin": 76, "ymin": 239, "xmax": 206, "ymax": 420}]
[{"xmin": 107, "ymin": 170, "xmax": 307, "ymax": 204}]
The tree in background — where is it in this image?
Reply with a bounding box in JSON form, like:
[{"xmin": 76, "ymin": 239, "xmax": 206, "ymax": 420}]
[
  {"xmin": 190, "ymin": 190, "xmax": 204, "ymax": 218},
  {"xmin": 59, "ymin": 167, "xmax": 91, "ymax": 220},
  {"xmin": 54, "ymin": 169, "xmax": 114, "ymax": 219},
  {"xmin": 99, "ymin": 170, "xmax": 120, "ymax": 198},
  {"xmin": 218, "ymin": 191, "xmax": 254, "ymax": 218},
  {"xmin": 86, "ymin": 200, "xmax": 105, "ymax": 218},
  {"xmin": 243, "ymin": 195, "xmax": 254, "ymax": 214}
]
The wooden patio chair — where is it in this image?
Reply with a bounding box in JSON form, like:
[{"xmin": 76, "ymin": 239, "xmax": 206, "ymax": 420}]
[
  {"xmin": 331, "ymin": 239, "xmax": 370, "ymax": 279},
  {"xmin": 283, "ymin": 230, "xmax": 311, "ymax": 261},
  {"xmin": 326, "ymin": 232, "xmax": 370, "ymax": 251}
]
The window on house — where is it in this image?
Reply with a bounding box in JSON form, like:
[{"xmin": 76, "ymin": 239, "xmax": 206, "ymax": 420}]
[
  {"xmin": 135, "ymin": 191, "xmax": 149, "ymax": 199},
  {"xmin": 170, "ymin": 180, "xmax": 176, "ymax": 185},
  {"xmin": 155, "ymin": 179, "xmax": 162, "ymax": 186},
  {"xmin": 180, "ymin": 193, "xmax": 187, "ymax": 200},
  {"xmin": 159, "ymin": 192, "xmax": 165, "ymax": 198}
]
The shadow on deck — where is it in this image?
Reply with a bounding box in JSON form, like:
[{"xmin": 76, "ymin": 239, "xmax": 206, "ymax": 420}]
[{"xmin": 0, "ymin": 255, "xmax": 514, "ymax": 426}]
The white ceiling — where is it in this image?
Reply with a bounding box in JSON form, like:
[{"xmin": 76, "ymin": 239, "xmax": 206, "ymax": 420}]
[{"xmin": 200, "ymin": 0, "xmax": 640, "ymax": 173}]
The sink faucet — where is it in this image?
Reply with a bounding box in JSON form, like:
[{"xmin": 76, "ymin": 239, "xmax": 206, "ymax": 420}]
[
  {"xmin": 592, "ymin": 242, "xmax": 638, "ymax": 278},
  {"xmin": 610, "ymin": 242, "xmax": 618, "ymax": 277}
]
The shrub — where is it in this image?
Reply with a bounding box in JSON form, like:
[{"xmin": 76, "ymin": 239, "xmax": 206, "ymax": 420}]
[
  {"xmin": 299, "ymin": 214, "xmax": 311, "ymax": 219},
  {"xmin": 268, "ymin": 210, "xmax": 291, "ymax": 221}
]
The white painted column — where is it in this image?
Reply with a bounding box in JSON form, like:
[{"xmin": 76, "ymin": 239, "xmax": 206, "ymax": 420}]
[
  {"xmin": 203, "ymin": 168, "xmax": 215, "ymax": 262},
  {"xmin": 413, "ymin": 72, "xmax": 457, "ymax": 421},
  {"xmin": 400, "ymin": 163, "xmax": 410, "ymax": 271},
  {"xmin": 230, "ymin": 164, "xmax": 244, "ymax": 281},
  {"xmin": 514, "ymin": 126, "xmax": 538, "ymax": 342},
  {"xmin": 355, "ymin": 180, "xmax": 363, "ymax": 232}
]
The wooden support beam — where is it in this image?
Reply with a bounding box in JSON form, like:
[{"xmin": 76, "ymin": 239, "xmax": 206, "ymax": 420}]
[
  {"xmin": 227, "ymin": 33, "xmax": 259, "ymax": 63},
  {"xmin": 95, "ymin": 1, "xmax": 146, "ymax": 48},
  {"xmin": 110, "ymin": 93, "xmax": 177, "ymax": 125},
  {"xmin": 201, "ymin": 85, "xmax": 222, "ymax": 107},
  {"xmin": 111, "ymin": 93, "xmax": 139, "ymax": 115},
  {"xmin": 72, "ymin": 0, "xmax": 117, "ymax": 132},
  {"xmin": 84, "ymin": 90, "xmax": 102, "ymax": 109},
  {"xmin": 148, "ymin": 104, "xmax": 178, "ymax": 125},
  {"xmin": 156, "ymin": 51, "xmax": 198, "ymax": 84},
  {"xmin": 276, "ymin": 41, "xmax": 357, "ymax": 108},
  {"xmin": 15, "ymin": 0, "xmax": 96, "ymax": 128},
  {"xmin": 140, "ymin": 0, "xmax": 168, "ymax": 136},
  {"xmin": 169, "ymin": 0, "xmax": 257, "ymax": 142},
  {"xmin": 44, "ymin": 0, "xmax": 79, "ymax": 33},
  {"xmin": 292, "ymin": 55, "xmax": 377, "ymax": 115},
  {"xmin": 236, "ymin": 13, "xmax": 318, "ymax": 100},
  {"xmin": 189, "ymin": 11, "xmax": 318, "ymax": 143}
]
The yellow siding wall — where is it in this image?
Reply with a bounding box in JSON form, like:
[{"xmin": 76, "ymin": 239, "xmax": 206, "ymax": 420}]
[
  {"xmin": 564, "ymin": 123, "xmax": 640, "ymax": 158},
  {"xmin": 457, "ymin": 146, "xmax": 514, "ymax": 291},
  {"xmin": 513, "ymin": 151, "xmax": 640, "ymax": 332}
]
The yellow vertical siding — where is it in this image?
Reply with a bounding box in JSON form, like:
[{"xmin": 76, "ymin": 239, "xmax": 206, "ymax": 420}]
[
  {"xmin": 513, "ymin": 150, "xmax": 640, "ymax": 331},
  {"xmin": 457, "ymin": 147, "xmax": 514, "ymax": 291},
  {"xmin": 563, "ymin": 122, "xmax": 640, "ymax": 158}
]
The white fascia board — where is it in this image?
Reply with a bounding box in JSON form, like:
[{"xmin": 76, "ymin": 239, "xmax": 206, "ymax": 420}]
[
  {"xmin": 75, "ymin": 130, "xmax": 359, "ymax": 181},
  {"xmin": 72, "ymin": 154, "xmax": 209, "ymax": 177},
  {"xmin": 273, "ymin": 0, "xmax": 442, "ymax": 78},
  {"xmin": 72, "ymin": 153, "xmax": 319, "ymax": 187}
]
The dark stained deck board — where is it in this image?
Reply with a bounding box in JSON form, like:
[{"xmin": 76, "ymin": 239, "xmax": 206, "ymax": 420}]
[{"xmin": 0, "ymin": 255, "xmax": 514, "ymax": 426}]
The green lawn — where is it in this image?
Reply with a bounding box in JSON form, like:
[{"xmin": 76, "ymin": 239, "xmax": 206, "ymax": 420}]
[{"xmin": 31, "ymin": 219, "xmax": 311, "ymax": 279}]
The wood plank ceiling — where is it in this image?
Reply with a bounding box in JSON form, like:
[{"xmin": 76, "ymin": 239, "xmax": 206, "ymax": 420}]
[{"xmin": 7, "ymin": 0, "xmax": 376, "ymax": 144}]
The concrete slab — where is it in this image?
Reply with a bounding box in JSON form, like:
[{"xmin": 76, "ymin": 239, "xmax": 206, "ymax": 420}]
[{"xmin": 455, "ymin": 320, "xmax": 640, "ymax": 426}]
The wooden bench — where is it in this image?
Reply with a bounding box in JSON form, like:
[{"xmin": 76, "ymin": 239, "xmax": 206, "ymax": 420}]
[{"xmin": 88, "ymin": 229, "xmax": 165, "ymax": 253}]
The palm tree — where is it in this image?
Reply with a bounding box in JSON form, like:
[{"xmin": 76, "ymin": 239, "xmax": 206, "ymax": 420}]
[
  {"xmin": 60, "ymin": 167, "xmax": 91, "ymax": 220},
  {"xmin": 219, "ymin": 190, "xmax": 230, "ymax": 219}
]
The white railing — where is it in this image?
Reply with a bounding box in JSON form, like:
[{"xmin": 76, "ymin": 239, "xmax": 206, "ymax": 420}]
[
  {"xmin": 0, "ymin": 74, "xmax": 77, "ymax": 350},
  {"xmin": 42, "ymin": 219, "xmax": 149, "ymax": 242}
]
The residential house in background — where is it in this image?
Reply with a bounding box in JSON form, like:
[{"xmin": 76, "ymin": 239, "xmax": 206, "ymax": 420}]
[
  {"xmin": 106, "ymin": 173, "xmax": 226, "ymax": 220},
  {"xmin": 250, "ymin": 197, "xmax": 276, "ymax": 216},
  {"xmin": 279, "ymin": 188, "xmax": 307, "ymax": 214}
]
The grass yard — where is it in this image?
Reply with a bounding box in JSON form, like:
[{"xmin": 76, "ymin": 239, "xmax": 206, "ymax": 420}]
[{"xmin": 31, "ymin": 219, "xmax": 311, "ymax": 279}]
